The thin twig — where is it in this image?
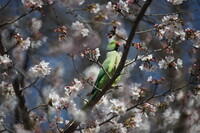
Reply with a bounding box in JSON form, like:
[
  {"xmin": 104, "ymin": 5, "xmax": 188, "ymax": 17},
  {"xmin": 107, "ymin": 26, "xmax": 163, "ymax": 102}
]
[
  {"xmin": 99, "ymin": 115, "xmax": 117, "ymax": 126},
  {"xmin": 0, "ymin": 0, "xmax": 11, "ymax": 12},
  {"xmin": 115, "ymin": 34, "xmax": 127, "ymax": 42},
  {"xmin": 28, "ymin": 104, "xmax": 48, "ymax": 113},
  {"xmin": 118, "ymin": 10, "xmax": 133, "ymax": 23},
  {"xmin": 0, "ymin": 8, "xmax": 36, "ymax": 28},
  {"xmin": 97, "ymin": 61, "xmax": 111, "ymax": 79},
  {"xmin": 1, "ymin": 122, "xmax": 15, "ymax": 133},
  {"xmin": 78, "ymin": 94, "xmax": 88, "ymax": 103},
  {"xmin": 79, "ymin": 125, "xmax": 83, "ymax": 133},
  {"xmin": 125, "ymin": 40, "xmax": 183, "ymax": 67},
  {"xmin": 4, "ymin": 43, "xmax": 19, "ymax": 54},
  {"xmin": 70, "ymin": 56, "xmax": 102, "ymax": 92},
  {"xmin": 21, "ymin": 77, "xmax": 39, "ymax": 91},
  {"xmin": 14, "ymin": 65, "xmax": 40, "ymax": 90},
  {"xmin": 136, "ymin": 27, "xmax": 156, "ymax": 34},
  {"xmin": 65, "ymin": 7, "xmax": 92, "ymax": 31},
  {"xmin": 84, "ymin": 55, "xmax": 111, "ymax": 80},
  {"xmin": 183, "ymin": 40, "xmax": 200, "ymax": 49},
  {"xmin": 83, "ymin": 20, "xmax": 110, "ymax": 25},
  {"xmin": 56, "ymin": 123, "xmax": 63, "ymax": 133},
  {"xmin": 145, "ymin": 9, "xmax": 198, "ymax": 16}
]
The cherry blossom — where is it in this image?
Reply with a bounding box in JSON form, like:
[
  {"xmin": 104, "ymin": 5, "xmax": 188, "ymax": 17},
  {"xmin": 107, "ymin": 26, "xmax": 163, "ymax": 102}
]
[
  {"xmin": 157, "ymin": 14, "xmax": 185, "ymax": 42},
  {"xmin": 118, "ymin": 0, "xmax": 129, "ymax": 12},
  {"xmin": 20, "ymin": 37, "xmax": 31, "ymax": 50},
  {"xmin": 94, "ymin": 48, "xmax": 100, "ymax": 60},
  {"xmin": 106, "ymin": 2, "xmax": 113, "ymax": 10},
  {"xmin": 80, "ymin": 28, "xmax": 89, "ymax": 37},
  {"xmin": 54, "ymin": 115, "xmax": 63, "ymax": 124},
  {"xmin": 185, "ymin": 28, "xmax": 200, "ymax": 48},
  {"xmin": 29, "ymin": 60, "xmax": 51, "ymax": 77},
  {"xmin": 72, "ymin": 21, "xmax": 89, "ymax": 37},
  {"xmin": 0, "ymin": 112, "xmax": 5, "ymax": 123},
  {"xmin": 1, "ymin": 0, "xmax": 200, "ymax": 132},
  {"xmin": 0, "ymin": 54, "xmax": 12, "ymax": 68},
  {"xmin": 111, "ymin": 122, "xmax": 127, "ymax": 133},
  {"xmin": 84, "ymin": 65, "xmax": 100, "ymax": 82},
  {"xmin": 48, "ymin": 92, "xmax": 60, "ymax": 108},
  {"xmin": 109, "ymin": 99, "xmax": 127, "ymax": 115},
  {"xmin": 143, "ymin": 103, "xmax": 157, "ymax": 115},
  {"xmin": 158, "ymin": 56, "xmax": 183, "ymax": 69},
  {"xmin": 163, "ymin": 107, "xmax": 180, "ymax": 124},
  {"xmin": 87, "ymin": 3, "xmax": 100, "ymax": 14},
  {"xmin": 138, "ymin": 54, "xmax": 153, "ymax": 61},
  {"xmin": 167, "ymin": 0, "xmax": 186, "ymax": 5},
  {"xmin": 139, "ymin": 63, "xmax": 157, "ymax": 72},
  {"xmin": 164, "ymin": 94, "xmax": 175, "ymax": 105},
  {"xmin": 0, "ymin": 81, "xmax": 14, "ymax": 98},
  {"xmin": 147, "ymin": 76, "xmax": 153, "ymax": 82},
  {"xmin": 83, "ymin": 122, "xmax": 100, "ymax": 133},
  {"xmin": 31, "ymin": 18, "xmax": 42, "ymax": 33},
  {"xmin": 15, "ymin": 34, "xmax": 31, "ymax": 50},
  {"xmin": 21, "ymin": 0, "xmax": 44, "ymax": 8},
  {"xmin": 125, "ymin": 110, "xmax": 143, "ymax": 128},
  {"xmin": 129, "ymin": 83, "xmax": 141, "ymax": 100},
  {"xmin": 64, "ymin": 78, "xmax": 83, "ymax": 98}
]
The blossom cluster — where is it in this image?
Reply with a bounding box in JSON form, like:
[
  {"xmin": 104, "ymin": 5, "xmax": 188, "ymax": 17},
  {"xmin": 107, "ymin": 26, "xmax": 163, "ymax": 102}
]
[
  {"xmin": 163, "ymin": 107, "xmax": 180, "ymax": 124},
  {"xmin": 21, "ymin": 0, "xmax": 44, "ymax": 8},
  {"xmin": 29, "ymin": 60, "xmax": 51, "ymax": 78},
  {"xmin": 64, "ymin": 78, "xmax": 83, "ymax": 98},
  {"xmin": 158, "ymin": 56, "xmax": 183, "ymax": 69},
  {"xmin": 81, "ymin": 47, "xmax": 101, "ymax": 61},
  {"xmin": 48, "ymin": 78, "xmax": 85, "ymax": 123},
  {"xmin": 156, "ymin": 14, "xmax": 185, "ymax": 43},
  {"xmin": 21, "ymin": 0, "xmax": 53, "ymax": 8},
  {"xmin": 71, "ymin": 21, "xmax": 89, "ymax": 37},
  {"xmin": 106, "ymin": 1, "xmax": 129, "ymax": 13},
  {"xmin": 86, "ymin": 3, "xmax": 100, "ymax": 14},
  {"xmin": 31, "ymin": 18, "xmax": 42, "ymax": 33},
  {"xmin": 0, "ymin": 54, "xmax": 12, "ymax": 68},
  {"xmin": 167, "ymin": 0, "xmax": 186, "ymax": 5},
  {"xmin": 0, "ymin": 81, "xmax": 14, "ymax": 99},
  {"xmin": 143, "ymin": 103, "xmax": 157, "ymax": 115},
  {"xmin": 84, "ymin": 65, "xmax": 100, "ymax": 83},
  {"xmin": 124, "ymin": 110, "xmax": 143, "ymax": 128},
  {"xmin": 129, "ymin": 83, "xmax": 141, "ymax": 100},
  {"xmin": 185, "ymin": 28, "xmax": 200, "ymax": 48},
  {"xmin": 54, "ymin": 26, "xmax": 67, "ymax": 41},
  {"xmin": 138, "ymin": 54, "xmax": 157, "ymax": 72},
  {"xmin": 15, "ymin": 33, "xmax": 31, "ymax": 50},
  {"xmin": 109, "ymin": 99, "xmax": 127, "ymax": 115},
  {"xmin": 0, "ymin": 112, "xmax": 5, "ymax": 123},
  {"xmin": 133, "ymin": 42, "xmax": 148, "ymax": 51},
  {"xmin": 1, "ymin": 0, "xmax": 200, "ymax": 132}
]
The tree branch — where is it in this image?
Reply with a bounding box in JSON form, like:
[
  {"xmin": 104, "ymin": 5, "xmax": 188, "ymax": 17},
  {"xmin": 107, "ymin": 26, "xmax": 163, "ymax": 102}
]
[
  {"xmin": 0, "ymin": 8, "xmax": 36, "ymax": 28},
  {"xmin": 63, "ymin": 0, "xmax": 153, "ymax": 132}
]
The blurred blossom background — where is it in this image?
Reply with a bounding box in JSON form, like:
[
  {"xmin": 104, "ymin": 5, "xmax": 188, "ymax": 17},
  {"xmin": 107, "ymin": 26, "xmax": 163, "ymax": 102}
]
[{"xmin": 0, "ymin": 0, "xmax": 200, "ymax": 132}]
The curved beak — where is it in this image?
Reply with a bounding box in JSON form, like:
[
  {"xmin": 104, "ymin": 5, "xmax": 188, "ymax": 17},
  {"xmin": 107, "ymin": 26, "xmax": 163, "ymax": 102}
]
[{"xmin": 115, "ymin": 42, "xmax": 120, "ymax": 46}]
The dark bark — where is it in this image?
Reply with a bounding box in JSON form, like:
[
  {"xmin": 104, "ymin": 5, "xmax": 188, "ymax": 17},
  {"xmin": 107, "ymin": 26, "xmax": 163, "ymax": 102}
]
[
  {"xmin": 64, "ymin": 0, "xmax": 153, "ymax": 132},
  {"xmin": 13, "ymin": 77, "xmax": 34, "ymax": 130}
]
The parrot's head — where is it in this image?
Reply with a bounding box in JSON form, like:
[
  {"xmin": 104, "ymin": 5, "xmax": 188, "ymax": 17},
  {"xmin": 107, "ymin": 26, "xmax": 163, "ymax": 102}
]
[{"xmin": 106, "ymin": 41, "xmax": 120, "ymax": 51}]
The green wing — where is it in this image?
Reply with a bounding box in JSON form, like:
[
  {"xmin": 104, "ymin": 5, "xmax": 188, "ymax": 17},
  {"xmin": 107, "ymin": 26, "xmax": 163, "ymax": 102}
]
[
  {"xmin": 94, "ymin": 58, "xmax": 110, "ymax": 87},
  {"xmin": 90, "ymin": 51, "xmax": 121, "ymax": 98}
]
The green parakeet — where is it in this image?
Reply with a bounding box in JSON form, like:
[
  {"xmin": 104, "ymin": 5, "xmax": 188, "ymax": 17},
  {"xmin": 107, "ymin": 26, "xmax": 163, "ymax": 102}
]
[
  {"xmin": 88, "ymin": 40, "xmax": 121, "ymax": 102},
  {"xmin": 63, "ymin": 41, "xmax": 121, "ymax": 132}
]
